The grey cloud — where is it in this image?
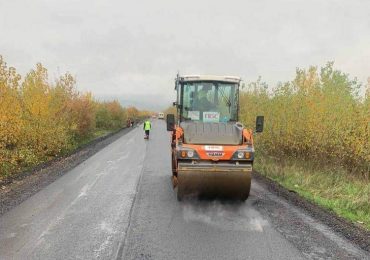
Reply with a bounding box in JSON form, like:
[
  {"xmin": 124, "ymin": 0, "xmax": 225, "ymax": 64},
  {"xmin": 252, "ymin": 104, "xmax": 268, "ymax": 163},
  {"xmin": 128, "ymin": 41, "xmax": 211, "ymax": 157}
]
[{"xmin": 1, "ymin": 0, "xmax": 369, "ymax": 110}]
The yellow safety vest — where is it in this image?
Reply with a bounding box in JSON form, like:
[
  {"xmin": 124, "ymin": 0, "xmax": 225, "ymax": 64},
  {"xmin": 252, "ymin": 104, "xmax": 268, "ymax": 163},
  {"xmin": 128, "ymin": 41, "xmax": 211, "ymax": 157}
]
[{"xmin": 144, "ymin": 121, "xmax": 151, "ymax": 130}]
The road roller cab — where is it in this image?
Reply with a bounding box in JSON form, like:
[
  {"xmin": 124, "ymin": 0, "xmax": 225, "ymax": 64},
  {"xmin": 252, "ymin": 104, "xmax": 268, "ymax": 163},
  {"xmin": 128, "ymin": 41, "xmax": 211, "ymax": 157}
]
[{"xmin": 167, "ymin": 75, "xmax": 264, "ymax": 201}]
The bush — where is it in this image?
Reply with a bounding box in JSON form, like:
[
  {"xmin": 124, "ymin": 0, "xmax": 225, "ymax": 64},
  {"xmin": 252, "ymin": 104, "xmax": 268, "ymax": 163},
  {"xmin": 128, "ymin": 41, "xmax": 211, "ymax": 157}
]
[
  {"xmin": 240, "ymin": 63, "xmax": 369, "ymax": 177},
  {"xmin": 0, "ymin": 55, "xmax": 141, "ymax": 179}
]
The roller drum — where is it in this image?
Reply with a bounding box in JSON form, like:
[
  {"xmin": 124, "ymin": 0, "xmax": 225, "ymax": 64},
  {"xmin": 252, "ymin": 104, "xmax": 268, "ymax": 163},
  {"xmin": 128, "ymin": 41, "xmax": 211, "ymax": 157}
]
[{"xmin": 176, "ymin": 162, "xmax": 252, "ymax": 201}]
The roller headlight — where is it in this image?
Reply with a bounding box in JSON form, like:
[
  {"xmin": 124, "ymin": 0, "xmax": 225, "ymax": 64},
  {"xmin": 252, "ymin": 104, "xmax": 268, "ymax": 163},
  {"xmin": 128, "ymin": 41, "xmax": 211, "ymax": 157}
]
[
  {"xmin": 232, "ymin": 149, "xmax": 254, "ymax": 161},
  {"xmin": 237, "ymin": 152, "xmax": 244, "ymax": 159},
  {"xmin": 187, "ymin": 150, "xmax": 194, "ymax": 158},
  {"xmin": 177, "ymin": 148, "xmax": 199, "ymax": 159}
]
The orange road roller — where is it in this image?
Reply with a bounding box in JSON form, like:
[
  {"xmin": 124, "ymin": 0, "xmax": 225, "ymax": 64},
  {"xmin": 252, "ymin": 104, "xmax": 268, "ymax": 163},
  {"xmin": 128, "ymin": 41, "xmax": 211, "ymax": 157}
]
[{"xmin": 167, "ymin": 74, "xmax": 264, "ymax": 201}]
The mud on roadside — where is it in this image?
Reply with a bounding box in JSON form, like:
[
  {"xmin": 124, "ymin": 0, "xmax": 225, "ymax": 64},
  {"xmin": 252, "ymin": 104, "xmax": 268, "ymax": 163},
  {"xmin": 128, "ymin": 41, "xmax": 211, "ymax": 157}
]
[{"xmin": 0, "ymin": 126, "xmax": 136, "ymax": 217}]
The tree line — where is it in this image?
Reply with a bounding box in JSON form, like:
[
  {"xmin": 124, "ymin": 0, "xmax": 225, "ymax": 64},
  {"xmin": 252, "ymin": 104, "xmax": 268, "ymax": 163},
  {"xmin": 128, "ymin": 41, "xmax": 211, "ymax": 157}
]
[{"xmin": 0, "ymin": 56, "xmax": 150, "ymax": 178}]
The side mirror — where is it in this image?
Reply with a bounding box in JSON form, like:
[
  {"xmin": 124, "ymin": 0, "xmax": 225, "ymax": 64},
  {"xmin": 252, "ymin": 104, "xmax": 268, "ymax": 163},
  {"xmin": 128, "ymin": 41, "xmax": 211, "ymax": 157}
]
[
  {"xmin": 255, "ymin": 116, "xmax": 264, "ymax": 133},
  {"xmin": 166, "ymin": 114, "xmax": 175, "ymax": 131},
  {"xmin": 172, "ymin": 102, "xmax": 177, "ymax": 107}
]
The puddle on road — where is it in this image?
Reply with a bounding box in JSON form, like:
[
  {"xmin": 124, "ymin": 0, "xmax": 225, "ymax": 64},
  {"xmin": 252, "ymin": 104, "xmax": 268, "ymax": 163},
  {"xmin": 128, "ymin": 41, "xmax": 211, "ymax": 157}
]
[{"xmin": 182, "ymin": 200, "xmax": 268, "ymax": 232}]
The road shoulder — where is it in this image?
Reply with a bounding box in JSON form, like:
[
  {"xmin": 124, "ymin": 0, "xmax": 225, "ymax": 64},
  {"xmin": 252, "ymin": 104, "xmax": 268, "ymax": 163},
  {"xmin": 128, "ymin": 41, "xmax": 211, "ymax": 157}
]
[{"xmin": 253, "ymin": 171, "xmax": 370, "ymax": 253}]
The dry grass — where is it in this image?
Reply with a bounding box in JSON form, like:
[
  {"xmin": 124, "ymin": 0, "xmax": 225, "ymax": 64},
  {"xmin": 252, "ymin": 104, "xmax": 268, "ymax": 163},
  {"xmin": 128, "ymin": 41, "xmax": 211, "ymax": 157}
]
[{"xmin": 255, "ymin": 153, "xmax": 370, "ymax": 230}]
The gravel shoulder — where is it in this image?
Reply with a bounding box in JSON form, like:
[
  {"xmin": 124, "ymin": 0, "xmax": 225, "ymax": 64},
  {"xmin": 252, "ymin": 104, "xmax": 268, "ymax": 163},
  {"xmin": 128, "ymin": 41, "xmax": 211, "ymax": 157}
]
[{"xmin": 253, "ymin": 172, "xmax": 370, "ymax": 253}]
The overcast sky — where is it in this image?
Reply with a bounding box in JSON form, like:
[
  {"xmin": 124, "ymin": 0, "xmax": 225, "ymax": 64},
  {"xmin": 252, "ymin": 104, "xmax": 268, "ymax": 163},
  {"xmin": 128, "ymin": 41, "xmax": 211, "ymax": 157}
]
[{"xmin": 1, "ymin": 0, "xmax": 369, "ymax": 110}]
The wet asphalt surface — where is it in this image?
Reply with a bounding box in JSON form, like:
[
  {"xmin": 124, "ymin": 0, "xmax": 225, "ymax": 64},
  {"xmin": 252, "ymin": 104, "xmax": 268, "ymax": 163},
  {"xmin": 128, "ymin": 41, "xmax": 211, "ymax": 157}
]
[{"xmin": 0, "ymin": 120, "xmax": 369, "ymax": 260}]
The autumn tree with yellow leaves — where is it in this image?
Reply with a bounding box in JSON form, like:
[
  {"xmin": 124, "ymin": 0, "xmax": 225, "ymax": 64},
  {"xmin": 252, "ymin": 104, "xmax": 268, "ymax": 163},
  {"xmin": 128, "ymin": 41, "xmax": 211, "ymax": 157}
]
[
  {"xmin": 240, "ymin": 63, "xmax": 370, "ymax": 177},
  {"xmin": 0, "ymin": 56, "xmax": 143, "ymax": 178}
]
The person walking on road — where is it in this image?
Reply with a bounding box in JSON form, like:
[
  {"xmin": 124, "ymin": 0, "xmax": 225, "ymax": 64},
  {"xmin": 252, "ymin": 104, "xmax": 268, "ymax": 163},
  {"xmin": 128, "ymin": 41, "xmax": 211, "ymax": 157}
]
[{"xmin": 144, "ymin": 119, "xmax": 152, "ymax": 139}]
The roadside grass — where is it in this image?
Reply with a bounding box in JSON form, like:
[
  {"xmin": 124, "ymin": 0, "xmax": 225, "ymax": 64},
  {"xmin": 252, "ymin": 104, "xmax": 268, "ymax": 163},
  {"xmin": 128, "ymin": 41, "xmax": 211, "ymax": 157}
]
[
  {"xmin": 0, "ymin": 128, "xmax": 115, "ymax": 182},
  {"xmin": 73, "ymin": 129, "xmax": 114, "ymax": 148},
  {"xmin": 254, "ymin": 153, "xmax": 370, "ymax": 230}
]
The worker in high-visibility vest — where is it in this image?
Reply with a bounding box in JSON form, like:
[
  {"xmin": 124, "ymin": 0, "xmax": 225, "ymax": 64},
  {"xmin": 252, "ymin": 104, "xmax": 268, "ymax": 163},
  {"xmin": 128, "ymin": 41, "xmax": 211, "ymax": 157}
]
[{"xmin": 143, "ymin": 119, "xmax": 152, "ymax": 139}]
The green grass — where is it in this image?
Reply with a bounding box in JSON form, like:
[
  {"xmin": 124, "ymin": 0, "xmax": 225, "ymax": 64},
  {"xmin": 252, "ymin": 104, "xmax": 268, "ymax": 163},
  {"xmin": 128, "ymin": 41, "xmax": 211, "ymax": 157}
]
[
  {"xmin": 74, "ymin": 128, "xmax": 114, "ymax": 148},
  {"xmin": 254, "ymin": 153, "xmax": 370, "ymax": 230},
  {"xmin": 93, "ymin": 129, "xmax": 113, "ymax": 138}
]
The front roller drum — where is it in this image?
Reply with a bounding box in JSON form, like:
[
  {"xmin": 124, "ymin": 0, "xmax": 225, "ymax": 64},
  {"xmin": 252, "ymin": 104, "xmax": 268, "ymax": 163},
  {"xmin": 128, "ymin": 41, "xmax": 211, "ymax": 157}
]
[{"xmin": 176, "ymin": 167, "xmax": 251, "ymax": 201}]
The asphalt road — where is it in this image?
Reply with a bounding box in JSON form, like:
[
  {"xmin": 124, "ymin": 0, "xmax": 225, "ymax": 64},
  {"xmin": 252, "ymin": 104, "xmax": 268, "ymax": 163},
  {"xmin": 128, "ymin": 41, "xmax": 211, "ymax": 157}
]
[{"xmin": 0, "ymin": 120, "xmax": 368, "ymax": 260}]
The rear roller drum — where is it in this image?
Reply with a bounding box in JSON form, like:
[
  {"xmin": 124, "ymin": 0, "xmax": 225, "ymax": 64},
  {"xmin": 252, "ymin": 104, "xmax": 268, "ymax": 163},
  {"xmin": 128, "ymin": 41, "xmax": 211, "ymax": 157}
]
[{"xmin": 176, "ymin": 170, "xmax": 251, "ymax": 201}]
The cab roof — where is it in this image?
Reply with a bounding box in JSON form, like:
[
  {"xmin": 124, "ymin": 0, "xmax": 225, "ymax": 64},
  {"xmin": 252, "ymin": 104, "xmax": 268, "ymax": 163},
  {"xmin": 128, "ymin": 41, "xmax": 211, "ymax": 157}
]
[{"xmin": 178, "ymin": 75, "xmax": 241, "ymax": 84}]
